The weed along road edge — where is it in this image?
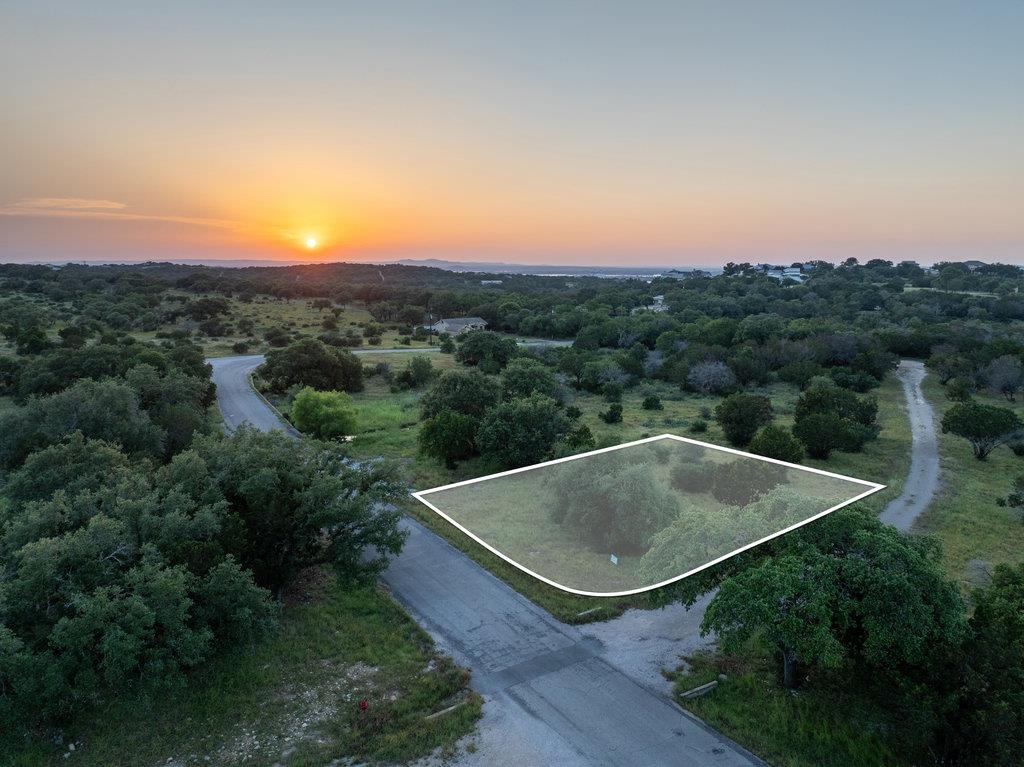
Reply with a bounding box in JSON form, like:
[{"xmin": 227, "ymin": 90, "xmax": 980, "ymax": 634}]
[{"xmin": 209, "ymin": 352, "xmax": 765, "ymax": 767}]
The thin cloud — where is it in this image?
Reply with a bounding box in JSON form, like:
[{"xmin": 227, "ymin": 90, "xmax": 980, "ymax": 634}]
[
  {"xmin": 16, "ymin": 197, "xmax": 128, "ymax": 211},
  {"xmin": 0, "ymin": 197, "xmax": 238, "ymax": 230}
]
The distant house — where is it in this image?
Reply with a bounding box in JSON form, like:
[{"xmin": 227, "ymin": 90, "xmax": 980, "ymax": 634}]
[
  {"xmin": 633, "ymin": 295, "xmax": 668, "ymax": 314},
  {"xmin": 766, "ymin": 266, "xmax": 806, "ymax": 284},
  {"xmin": 430, "ymin": 317, "xmax": 488, "ymax": 335},
  {"xmin": 480, "ymin": 279, "xmax": 503, "ymax": 285}
]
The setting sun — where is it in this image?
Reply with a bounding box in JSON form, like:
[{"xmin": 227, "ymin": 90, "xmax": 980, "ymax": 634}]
[{"xmin": 305, "ymin": 237, "xmax": 318, "ymax": 250}]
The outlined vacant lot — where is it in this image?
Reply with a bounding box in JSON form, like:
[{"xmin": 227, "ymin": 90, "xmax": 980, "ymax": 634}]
[{"xmin": 413, "ymin": 434, "xmax": 885, "ymax": 596}]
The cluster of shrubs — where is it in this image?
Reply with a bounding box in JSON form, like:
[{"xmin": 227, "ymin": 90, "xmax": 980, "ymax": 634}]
[
  {"xmin": 418, "ymin": 335, "xmax": 595, "ymax": 469},
  {"xmin": 0, "ymin": 331, "xmax": 404, "ymax": 736}
]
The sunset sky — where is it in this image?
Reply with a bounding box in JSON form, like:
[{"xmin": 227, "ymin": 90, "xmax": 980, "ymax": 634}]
[{"xmin": 2, "ymin": 2, "xmax": 1022, "ymax": 266}]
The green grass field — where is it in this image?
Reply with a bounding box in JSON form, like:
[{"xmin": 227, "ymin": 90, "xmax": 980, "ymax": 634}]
[
  {"xmin": 4, "ymin": 575, "xmax": 480, "ymax": 767},
  {"xmin": 917, "ymin": 375, "xmax": 1024, "ymax": 592}
]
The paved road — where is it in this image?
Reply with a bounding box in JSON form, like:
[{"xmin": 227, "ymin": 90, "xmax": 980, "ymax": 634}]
[
  {"xmin": 208, "ymin": 355, "xmax": 298, "ymax": 434},
  {"xmin": 209, "ymin": 354, "xmax": 763, "ymax": 767},
  {"xmin": 880, "ymin": 360, "xmax": 940, "ymax": 531}
]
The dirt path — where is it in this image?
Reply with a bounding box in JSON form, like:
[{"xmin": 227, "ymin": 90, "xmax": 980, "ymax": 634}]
[{"xmin": 879, "ymin": 360, "xmax": 940, "ymax": 531}]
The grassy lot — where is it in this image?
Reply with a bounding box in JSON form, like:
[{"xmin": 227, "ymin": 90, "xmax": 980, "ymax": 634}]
[
  {"xmin": 668, "ymin": 642, "xmax": 905, "ymax": 767},
  {"xmin": 422, "ymin": 440, "xmax": 867, "ymax": 596},
  {"xmin": 269, "ymin": 358, "xmax": 913, "ymax": 622},
  {"xmin": 4, "ymin": 575, "xmax": 480, "ymax": 767},
  {"xmin": 917, "ymin": 375, "xmax": 1024, "ymax": 592}
]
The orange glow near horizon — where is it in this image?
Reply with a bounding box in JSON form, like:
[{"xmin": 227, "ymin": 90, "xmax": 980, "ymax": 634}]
[{"xmin": 2, "ymin": 3, "xmax": 1022, "ymax": 265}]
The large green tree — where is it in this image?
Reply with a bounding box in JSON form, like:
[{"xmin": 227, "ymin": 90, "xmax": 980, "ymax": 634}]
[
  {"xmin": 943, "ymin": 563, "xmax": 1024, "ymax": 766},
  {"xmin": 261, "ymin": 338, "xmax": 363, "ymax": 393},
  {"xmin": 0, "ymin": 436, "xmax": 277, "ymax": 726},
  {"xmin": 194, "ymin": 427, "xmax": 405, "ymax": 592},
  {"xmin": 500, "ymin": 357, "xmax": 558, "ymax": 400},
  {"xmin": 792, "ymin": 412, "xmax": 848, "ymax": 459},
  {"xmin": 476, "ymin": 394, "xmax": 569, "ymax": 468},
  {"xmin": 792, "ymin": 379, "xmax": 879, "ymax": 458},
  {"xmin": 420, "ymin": 370, "xmax": 500, "ymax": 420},
  {"xmin": 941, "ymin": 401, "xmax": 1022, "ymax": 460},
  {"xmin": 701, "ymin": 509, "xmax": 966, "ymax": 690},
  {"xmin": 418, "ymin": 410, "xmax": 479, "ymax": 468},
  {"xmin": 714, "ymin": 393, "xmax": 773, "ymax": 447},
  {"xmin": 748, "ymin": 424, "xmax": 804, "ymax": 463},
  {"xmin": 454, "ymin": 330, "xmax": 518, "ymax": 369}
]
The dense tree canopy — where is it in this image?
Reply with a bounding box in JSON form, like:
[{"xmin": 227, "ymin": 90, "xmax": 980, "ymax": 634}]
[
  {"xmin": 193, "ymin": 428, "xmax": 404, "ymax": 592},
  {"xmin": 261, "ymin": 338, "xmax": 363, "ymax": 394},
  {"xmin": 477, "ymin": 394, "xmax": 570, "ymax": 468},
  {"xmin": 702, "ymin": 508, "xmax": 966, "ymax": 691},
  {"xmin": 420, "ymin": 370, "xmax": 500, "ymax": 420},
  {"xmin": 5, "ymin": 258, "xmax": 1024, "ymax": 762},
  {"xmin": 0, "ymin": 436, "xmax": 276, "ymax": 725},
  {"xmin": 0, "ymin": 379, "xmax": 165, "ymax": 468},
  {"xmin": 454, "ymin": 330, "xmax": 518, "ymax": 370},
  {"xmin": 945, "ymin": 563, "xmax": 1024, "ymax": 765},
  {"xmin": 0, "ymin": 426, "xmax": 403, "ymax": 730},
  {"xmin": 500, "ymin": 357, "xmax": 559, "ymax": 400}
]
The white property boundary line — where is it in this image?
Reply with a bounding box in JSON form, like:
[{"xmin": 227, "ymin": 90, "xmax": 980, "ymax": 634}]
[{"xmin": 412, "ymin": 433, "xmax": 886, "ymax": 598}]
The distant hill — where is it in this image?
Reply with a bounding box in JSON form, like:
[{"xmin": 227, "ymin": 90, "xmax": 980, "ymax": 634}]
[
  {"xmin": 394, "ymin": 258, "xmax": 718, "ymax": 277},
  {"xmin": 24, "ymin": 256, "xmax": 721, "ymax": 277}
]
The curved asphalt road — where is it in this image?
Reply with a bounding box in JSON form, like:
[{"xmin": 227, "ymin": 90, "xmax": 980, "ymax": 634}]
[
  {"xmin": 209, "ymin": 352, "xmax": 764, "ymax": 767},
  {"xmin": 208, "ymin": 355, "xmax": 298, "ymax": 434},
  {"xmin": 879, "ymin": 360, "xmax": 940, "ymax": 531}
]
